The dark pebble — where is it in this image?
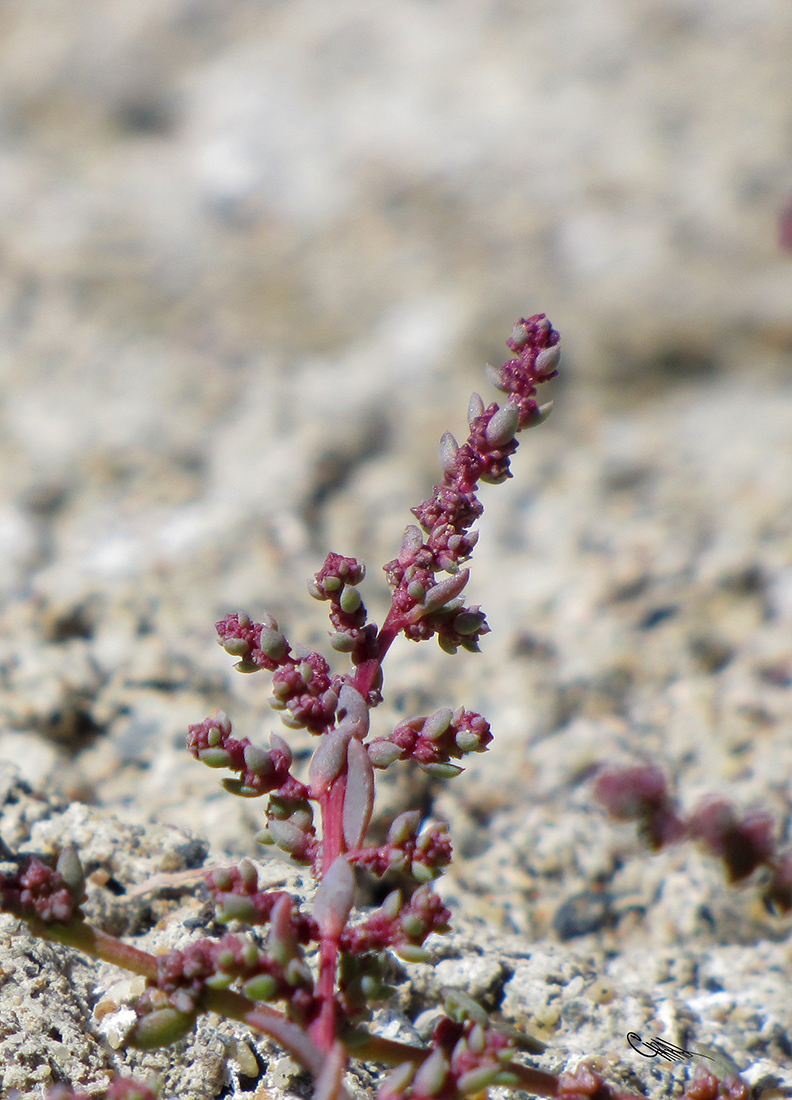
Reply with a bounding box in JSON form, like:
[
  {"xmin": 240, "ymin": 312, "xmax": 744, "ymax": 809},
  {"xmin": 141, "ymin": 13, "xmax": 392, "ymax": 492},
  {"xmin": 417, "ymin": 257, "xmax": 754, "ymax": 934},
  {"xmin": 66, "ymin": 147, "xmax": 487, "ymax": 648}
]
[{"xmin": 553, "ymin": 890, "xmax": 614, "ymax": 940}]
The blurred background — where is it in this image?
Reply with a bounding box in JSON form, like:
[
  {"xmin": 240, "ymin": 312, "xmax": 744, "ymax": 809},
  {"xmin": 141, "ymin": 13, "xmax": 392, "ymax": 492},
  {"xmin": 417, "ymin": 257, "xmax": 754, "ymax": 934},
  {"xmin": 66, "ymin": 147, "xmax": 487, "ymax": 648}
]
[{"xmin": 0, "ymin": 0, "xmax": 791, "ymax": 586}]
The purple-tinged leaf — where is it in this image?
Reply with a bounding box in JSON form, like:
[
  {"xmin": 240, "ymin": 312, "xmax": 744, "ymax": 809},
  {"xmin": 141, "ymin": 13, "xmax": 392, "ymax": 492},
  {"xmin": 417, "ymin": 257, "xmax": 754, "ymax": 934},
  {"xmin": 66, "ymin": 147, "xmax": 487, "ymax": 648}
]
[
  {"xmin": 439, "ymin": 432, "xmax": 459, "ymax": 473},
  {"xmin": 337, "ymin": 684, "xmax": 370, "ymax": 738},
  {"xmin": 378, "ymin": 1062, "xmax": 415, "ymax": 1100},
  {"xmin": 412, "ymin": 1048, "xmax": 449, "ymax": 1097},
  {"xmin": 367, "ymin": 740, "xmax": 403, "ymax": 768},
  {"xmin": 343, "ymin": 738, "xmax": 375, "ymax": 849},
  {"xmin": 484, "ymin": 401, "xmax": 519, "ymax": 447},
  {"xmin": 484, "ymin": 362, "xmax": 509, "ymax": 392},
  {"xmin": 534, "ymin": 344, "xmax": 561, "ymax": 377},
  {"xmin": 313, "ymin": 1041, "xmax": 348, "ymax": 1100},
  {"xmin": 398, "ymin": 525, "xmax": 424, "ymax": 563},
  {"xmin": 422, "ymin": 708, "xmax": 453, "ymax": 742},
  {"xmin": 387, "ymin": 811, "xmax": 421, "ymax": 846},
  {"xmin": 420, "ymin": 570, "xmax": 470, "ymax": 615},
  {"xmin": 467, "ymin": 392, "xmax": 485, "ymax": 427},
  {"xmin": 309, "ymin": 728, "xmax": 352, "ymax": 795},
  {"xmin": 266, "ymin": 820, "xmax": 311, "ymax": 859},
  {"xmin": 269, "ymin": 732, "xmax": 293, "ymax": 766},
  {"xmin": 313, "ymin": 856, "xmax": 355, "ymax": 938}
]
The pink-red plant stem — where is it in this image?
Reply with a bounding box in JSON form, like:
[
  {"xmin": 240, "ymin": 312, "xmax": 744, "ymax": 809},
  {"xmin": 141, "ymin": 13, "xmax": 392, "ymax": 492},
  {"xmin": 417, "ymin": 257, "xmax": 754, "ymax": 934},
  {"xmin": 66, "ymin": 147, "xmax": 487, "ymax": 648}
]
[{"xmin": 316, "ymin": 778, "xmax": 348, "ymax": 1051}]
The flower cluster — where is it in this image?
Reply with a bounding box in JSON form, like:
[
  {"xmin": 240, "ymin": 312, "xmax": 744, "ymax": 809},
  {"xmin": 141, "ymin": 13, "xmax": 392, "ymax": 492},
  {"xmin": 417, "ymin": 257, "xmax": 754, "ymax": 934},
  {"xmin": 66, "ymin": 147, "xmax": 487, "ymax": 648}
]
[
  {"xmin": 349, "ymin": 812, "xmax": 453, "ymax": 883},
  {"xmin": 270, "ymin": 651, "xmax": 341, "ymax": 732},
  {"xmin": 308, "ymin": 553, "xmax": 377, "ymax": 666},
  {"xmin": 383, "ymin": 313, "xmax": 559, "ymax": 653},
  {"xmin": 594, "ymin": 762, "xmax": 792, "ymax": 911},
  {"xmin": 151, "ymin": 925, "xmax": 314, "ymax": 1017},
  {"xmin": 205, "ymin": 860, "xmax": 319, "ymax": 938},
  {"xmin": 553, "ymin": 1063, "xmax": 749, "ymax": 1100},
  {"xmin": 0, "ymin": 847, "xmax": 85, "ymax": 925},
  {"xmin": 187, "ymin": 712, "xmax": 308, "ymax": 800},
  {"xmin": 341, "ymin": 883, "xmax": 451, "ymax": 959},
  {"xmin": 368, "ymin": 707, "xmax": 492, "ymax": 774},
  {"xmin": 593, "ymin": 762, "xmax": 686, "ymax": 850},
  {"xmin": 378, "ymin": 1017, "xmax": 519, "ymax": 1100},
  {"xmin": 216, "ymin": 611, "xmax": 293, "ymax": 673},
  {"xmin": 216, "ymin": 611, "xmax": 345, "ymax": 733}
]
